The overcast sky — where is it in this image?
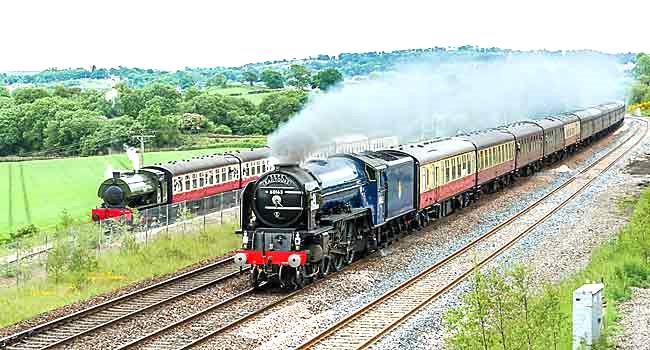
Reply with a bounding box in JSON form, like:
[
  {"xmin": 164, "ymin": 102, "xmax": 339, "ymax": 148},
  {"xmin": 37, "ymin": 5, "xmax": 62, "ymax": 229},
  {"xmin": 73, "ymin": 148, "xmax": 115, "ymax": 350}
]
[{"xmin": 1, "ymin": 0, "xmax": 647, "ymax": 71}]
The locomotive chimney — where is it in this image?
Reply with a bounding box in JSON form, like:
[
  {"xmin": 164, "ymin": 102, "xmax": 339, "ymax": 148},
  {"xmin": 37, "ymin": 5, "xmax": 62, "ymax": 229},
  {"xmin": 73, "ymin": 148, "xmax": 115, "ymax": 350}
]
[
  {"xmin": 274, "ymin": 162, "xmax": 300, "ymax": 171},
  {"xmin": 112, "ymin": 171, "xmax": 121, "ymax": 179}
]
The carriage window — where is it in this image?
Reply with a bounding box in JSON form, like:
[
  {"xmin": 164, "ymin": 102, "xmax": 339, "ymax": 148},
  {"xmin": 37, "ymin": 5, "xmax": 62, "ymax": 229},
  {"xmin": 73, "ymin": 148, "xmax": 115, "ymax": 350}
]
[
  {"xmin": 457, "ymin": 158, "xmax": 461, "ymax": 177},
  {"xmin": 262, "ymin": 162, "xmax": 266, "ymax": 173},
  {"xmin": 451, "ymin": 159, "xmax": 457, "ymax": 179},
  {"xmin": 199, "ymin": 172, "xmax": 205, "ymax": 187},
  {"xmin": 421, "ymin": 173, "xmax": 426, "ymax": 192},
  {"xmin": 208, "ymin": 170, "xmax": 214, "ymax": 185},
  {"xmin": 425, "ymin": 168, "xmax": 430, "ymax": 189},
  {"xmin": 174, "ymin": 177, "xmax": 183, "ymax": 193},
  {"xmin": 243, "ymin": 164, "xmax": 249, "ymax": 177},
  {"xmin": 192, "ymin": 173, "xmax": 198, "ymax": 189},
  {"xmin": 445, "ymin": 166, "xmax": 450, "ymax": 183},
  {"xmin": 221, "ymin": 168, "xmax": 226, "ymax": 182},
  {"xmin": 185, "ymin": 175, "xmax": 191, "ymax": 191},
  {"xmin": 257, "ymin": 161, "xmax": 261, "ymax": 174}
]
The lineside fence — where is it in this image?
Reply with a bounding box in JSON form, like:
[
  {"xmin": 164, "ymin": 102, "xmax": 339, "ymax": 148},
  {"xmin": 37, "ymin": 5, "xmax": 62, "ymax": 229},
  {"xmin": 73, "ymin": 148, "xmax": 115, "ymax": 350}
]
[{"xmin": 0, "ymin": 191, "xmax": 242, "ymax": 287}]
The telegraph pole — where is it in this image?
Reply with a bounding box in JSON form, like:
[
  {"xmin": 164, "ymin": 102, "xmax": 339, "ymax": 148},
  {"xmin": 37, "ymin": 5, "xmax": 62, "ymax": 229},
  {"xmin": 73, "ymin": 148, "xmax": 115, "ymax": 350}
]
[{"xmin": 133, "ymin": 133, "xmax": 155, "ymax": 166}]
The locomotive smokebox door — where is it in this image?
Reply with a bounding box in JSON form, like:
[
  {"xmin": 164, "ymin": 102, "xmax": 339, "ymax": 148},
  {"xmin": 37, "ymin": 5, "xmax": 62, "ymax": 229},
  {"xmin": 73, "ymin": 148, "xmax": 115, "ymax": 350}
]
[{"xmin": 253, "ymin": 171, "xmax": 305, "ymax": 228}]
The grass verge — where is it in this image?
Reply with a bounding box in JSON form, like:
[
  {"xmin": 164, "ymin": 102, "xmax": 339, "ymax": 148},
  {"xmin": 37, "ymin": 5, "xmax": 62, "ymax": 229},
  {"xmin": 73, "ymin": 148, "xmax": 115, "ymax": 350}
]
[
  {"xmin": 445, "ymin": 187, "xmax": 650, "ymax": 349},
  {"xmin": 0, "ymin": 223, "xmax": 241, "ymax": 328}
]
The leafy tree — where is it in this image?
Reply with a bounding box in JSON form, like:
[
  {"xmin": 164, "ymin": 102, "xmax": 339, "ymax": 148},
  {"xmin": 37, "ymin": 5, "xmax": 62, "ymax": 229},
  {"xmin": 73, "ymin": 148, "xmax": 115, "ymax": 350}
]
[
  {"xmin": 212, "ymin": 124, "xmax": 232, "ymax": 135},
  {"xmin": 286, "ymin": 64, "xmax": 311, "ymax": 90},
  {"xmin": 178, "ymin": 112, "xmax": 210, "ymax": 133},
  {"xmin": 207, "ymin": 73, "xmax": 228, "ymax": 88},
  {"xmin": 633, "ymin": 53, "xmax": 650, "ymax": 84},
  {"xmin": 0, "ymin": 96, "xmax": 13, "ymax": 110},
  {"xmin": 629, "ymin": 82, "xmax": 650, "ymax": 105},
  {"xmin": 243, "ymin": 70, "xmax": 258, "ymax": 86},
  {"xmin": 312, "ymin": 68, "xmax": 343, "ymax": 90},
  {"xmin": 141, "ymin": 84, "xmax": 181, "ymax": 115},
  {"xmin": 53, "ymin": 85, "xmax": 81, "ymax": 98},
  {"xmin": 173, "ymin": 70, "xmax": 197, "ymax": 89},
  {"xmin": 0, "ymin": 86, "xmax": 9, "ymax": 97},
  {"xmin": 115, "ymin": 83, "xmax": 146, "ymax": 117},
  {"xmin": 44, "ymin": 110, "xmax": 104, "ymax": 152},
  {"xmin": 181, "ymin": 92, "xmax": 256, "ymax": 128},
  {"xmin": 260, "ymin": 69, "xmax": 284, "ymax": 89},
  {"xmin": 74, "ymin": 90, "xmax": 114, "ymax": 117},
  {"xmin": 0, "ymin": 109, "xmax": 21, "ymax": 155},
  {"xmin": 183, "ymin": 86, "xmax": 202, "ymax": 101},
  {"xmin": 231, "ymin": 113, "xmax": 274, "ymax": 135},
  {"xmin": 12, "ymin": 87, "xmax": 50, "ymax": 104},
  {"xmin": 18, "ymin": 96, "xmax": 80, "ymax": 151},
  {"xmin": 258, "ymin": 90, "xmax": 308, "ymax": 126},
  {"xmin": 80, "ymin": 116, "xmax": 137, "ymax": 155}
]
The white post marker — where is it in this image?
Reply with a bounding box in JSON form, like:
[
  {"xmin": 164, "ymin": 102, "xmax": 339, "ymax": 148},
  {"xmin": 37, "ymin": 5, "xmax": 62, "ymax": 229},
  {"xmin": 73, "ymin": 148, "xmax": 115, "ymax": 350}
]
[{"xmin": 573, "ymin": 283, "xmax": 604, "ymax": 349}]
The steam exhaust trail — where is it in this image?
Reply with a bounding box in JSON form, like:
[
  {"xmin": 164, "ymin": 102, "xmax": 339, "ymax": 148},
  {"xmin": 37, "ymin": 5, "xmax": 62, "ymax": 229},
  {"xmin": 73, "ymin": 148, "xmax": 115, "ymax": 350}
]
[
  {"xmin": 269, "ymin": 54, "xmax": 624, "ymax": 162},
  {"xmin": 125, "ymin": 146, "xmax": 140, "ymax": 171}
]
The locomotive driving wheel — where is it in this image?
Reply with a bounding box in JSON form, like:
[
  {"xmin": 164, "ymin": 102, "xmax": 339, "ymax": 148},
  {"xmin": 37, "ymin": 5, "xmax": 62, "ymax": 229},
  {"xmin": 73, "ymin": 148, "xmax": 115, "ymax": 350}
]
[{"xmin": 331, "ymin": 249, "xmax": 354, "ymax": 272}]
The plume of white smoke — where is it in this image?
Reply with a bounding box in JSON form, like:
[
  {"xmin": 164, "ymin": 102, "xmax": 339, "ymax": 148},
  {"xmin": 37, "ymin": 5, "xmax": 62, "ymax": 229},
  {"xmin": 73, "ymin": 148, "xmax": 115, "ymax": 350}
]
[
  {"xmin": 104, "ymin": 164, "xmax": 115, "ymax": 179},
  {"xmin": 125, "ymin": 146, "xmax": 140, "ymax": 171},
  {"xmin": 269, "ymin": 54, "xmax": 625, "ymax": 161}
]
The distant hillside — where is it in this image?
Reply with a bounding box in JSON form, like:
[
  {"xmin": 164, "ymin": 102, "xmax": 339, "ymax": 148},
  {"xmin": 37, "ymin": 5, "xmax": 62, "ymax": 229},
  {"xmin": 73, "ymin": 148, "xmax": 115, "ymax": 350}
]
[{"xmin": 1, "ymin": 46, "xmax": 637, "ymax": 89}]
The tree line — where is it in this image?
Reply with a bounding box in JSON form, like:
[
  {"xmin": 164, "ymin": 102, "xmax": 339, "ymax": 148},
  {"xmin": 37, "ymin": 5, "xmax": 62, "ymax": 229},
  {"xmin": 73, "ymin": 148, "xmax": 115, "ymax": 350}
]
[
  {"xmin": 0, "ymin": 83, "xmax": 308, "ymax": 157},
  {"xmin": 629, "ymin": 53, "xmax": 650, "ymax": 112},
  {"xmin": 2, "ymin": 47, "xmax": 631, "ymax": 89}
]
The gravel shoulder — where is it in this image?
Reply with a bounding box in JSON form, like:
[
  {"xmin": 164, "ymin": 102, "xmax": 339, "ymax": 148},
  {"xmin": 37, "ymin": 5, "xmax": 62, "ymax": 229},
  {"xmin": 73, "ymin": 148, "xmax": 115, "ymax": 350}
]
[{"xmin": 613, "ymin": 287, "xmax": 650, "ymax": 350}]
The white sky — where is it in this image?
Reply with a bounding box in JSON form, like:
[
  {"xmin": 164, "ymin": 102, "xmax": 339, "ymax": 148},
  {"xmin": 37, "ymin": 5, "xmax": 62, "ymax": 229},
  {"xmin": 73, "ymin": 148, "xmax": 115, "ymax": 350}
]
[{"xmin": 1, "ymin": 0, "xmax": 647, "ymax": 71}]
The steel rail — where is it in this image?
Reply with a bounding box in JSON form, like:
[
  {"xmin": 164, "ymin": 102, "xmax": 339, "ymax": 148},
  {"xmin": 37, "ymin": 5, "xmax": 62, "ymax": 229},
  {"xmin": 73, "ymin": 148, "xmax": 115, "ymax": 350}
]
[
  {"xmin": 1, "ymin": 256, "xmax": 249, "ymax": 350},
  {"xmin": 297, "ymin": 118, "xmax": 647, "ymax": 350}
]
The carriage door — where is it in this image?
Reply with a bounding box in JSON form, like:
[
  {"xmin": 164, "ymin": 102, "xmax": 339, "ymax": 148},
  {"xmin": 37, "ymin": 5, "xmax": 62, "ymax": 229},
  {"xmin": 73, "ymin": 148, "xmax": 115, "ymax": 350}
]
[{"xmin": 434, "ymin": 164, "xmax": 440, "ymax": 203}]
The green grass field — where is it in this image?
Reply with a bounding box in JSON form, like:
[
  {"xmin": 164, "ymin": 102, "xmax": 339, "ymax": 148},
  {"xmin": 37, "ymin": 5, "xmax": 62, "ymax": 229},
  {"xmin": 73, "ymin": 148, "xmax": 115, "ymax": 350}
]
[
  {"xmin": 0, "ymin": 147, "xmax": 243, "ymax": 238},
  {"xmin": 207, "ymin": 85, "xmax": 280, "ymax": 104}
]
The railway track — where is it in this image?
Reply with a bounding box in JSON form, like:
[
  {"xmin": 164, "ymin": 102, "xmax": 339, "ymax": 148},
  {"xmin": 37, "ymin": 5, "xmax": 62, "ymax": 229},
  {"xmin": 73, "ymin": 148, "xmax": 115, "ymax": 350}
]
[
  {"xmin": 296, "ymin": 118, "xmax": 648, "ymax": 350},
  {"xmin": 2, "ymin": 120, "xmax": 641, "ymax": 350},
  {"xmin": 0, "ymin": 257, "xmax": 248, "ymax": 350},
  {"xmin": 114, "ymin": 286, "xmax": 301, "ymax": 350}
]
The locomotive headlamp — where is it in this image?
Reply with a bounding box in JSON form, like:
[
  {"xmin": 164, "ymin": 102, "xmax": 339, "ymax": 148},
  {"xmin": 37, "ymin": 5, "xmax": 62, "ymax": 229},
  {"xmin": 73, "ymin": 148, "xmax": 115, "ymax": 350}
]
[
  {"xmin": 233, "ymin": 253, "xmax": 247, "ymax": 267},
  {"xmin": 242, "ymin": 232, "xmax": 248, "ymax": 246},
  {"xmin": 287, "ymin": 254, "xmax": 302, "ymax": 268}
]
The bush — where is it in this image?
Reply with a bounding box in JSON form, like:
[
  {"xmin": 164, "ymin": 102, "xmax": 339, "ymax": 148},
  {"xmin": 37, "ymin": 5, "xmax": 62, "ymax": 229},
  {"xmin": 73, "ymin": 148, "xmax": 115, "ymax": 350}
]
[
  {"xmin": 446, "ymin": 189, "xmax": 650, "ymax": 349},
  {"xmin": 11, "ymin": 224, "xmax": 39, "ymax": 241}
]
